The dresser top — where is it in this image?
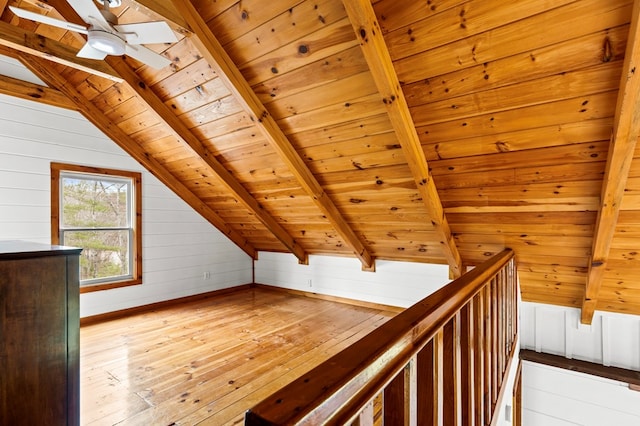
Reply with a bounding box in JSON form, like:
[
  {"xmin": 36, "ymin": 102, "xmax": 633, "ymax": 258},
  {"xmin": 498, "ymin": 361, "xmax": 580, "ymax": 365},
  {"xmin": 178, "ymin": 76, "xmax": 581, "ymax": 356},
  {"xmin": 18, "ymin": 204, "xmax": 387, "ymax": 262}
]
[{"xmin": 0, "ymin": 240, "xmax": 82, "ymax": 260}]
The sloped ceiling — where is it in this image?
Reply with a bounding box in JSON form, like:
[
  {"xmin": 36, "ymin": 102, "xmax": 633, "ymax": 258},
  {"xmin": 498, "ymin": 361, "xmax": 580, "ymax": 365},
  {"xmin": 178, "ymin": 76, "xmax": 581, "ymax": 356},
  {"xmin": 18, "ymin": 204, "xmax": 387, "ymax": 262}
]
[{"xmin": 1, "ymin": 0, "xmax": 640, "ymax": 322}]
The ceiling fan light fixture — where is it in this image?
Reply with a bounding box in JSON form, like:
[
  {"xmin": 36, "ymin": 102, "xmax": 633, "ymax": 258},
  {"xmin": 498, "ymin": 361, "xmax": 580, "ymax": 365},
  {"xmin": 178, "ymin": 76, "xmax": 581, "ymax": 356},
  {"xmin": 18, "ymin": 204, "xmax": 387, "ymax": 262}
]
[{"xmin": 87, "ymin": 31, "xmax": 125, "ymax": 55}]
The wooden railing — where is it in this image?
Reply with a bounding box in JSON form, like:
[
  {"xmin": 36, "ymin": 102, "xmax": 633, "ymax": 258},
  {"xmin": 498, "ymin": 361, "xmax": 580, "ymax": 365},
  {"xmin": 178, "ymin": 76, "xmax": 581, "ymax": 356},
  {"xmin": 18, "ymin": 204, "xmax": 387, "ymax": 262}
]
[{"xmin": 245, "ymin": 249, "xmax": 518, "ymax": 425}]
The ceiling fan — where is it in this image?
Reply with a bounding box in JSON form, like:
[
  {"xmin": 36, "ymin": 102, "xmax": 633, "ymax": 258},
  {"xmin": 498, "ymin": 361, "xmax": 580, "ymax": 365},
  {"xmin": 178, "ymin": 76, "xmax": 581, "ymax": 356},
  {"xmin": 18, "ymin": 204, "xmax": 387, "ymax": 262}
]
[{"xmin": 9, "ymin": 0, "xmax": 177, "ymax": 69}]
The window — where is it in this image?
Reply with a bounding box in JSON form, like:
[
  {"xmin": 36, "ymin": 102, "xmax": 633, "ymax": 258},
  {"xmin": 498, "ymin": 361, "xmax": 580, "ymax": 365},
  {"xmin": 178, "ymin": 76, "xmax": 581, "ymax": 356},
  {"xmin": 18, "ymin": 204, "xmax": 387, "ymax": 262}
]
[{"xmin": 51, "ymin": 163, "xmax": 142, "ymax": 292}]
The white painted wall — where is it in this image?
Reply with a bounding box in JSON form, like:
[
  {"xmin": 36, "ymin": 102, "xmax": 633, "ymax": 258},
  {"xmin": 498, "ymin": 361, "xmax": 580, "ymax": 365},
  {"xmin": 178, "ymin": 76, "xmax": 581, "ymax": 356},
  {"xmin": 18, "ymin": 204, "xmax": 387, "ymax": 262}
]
[
  {"xmin": 0, "ymin": 92, "xmax": 253, "ymax": 317},
  {"xmin": 520, "ymin": 302, "xmax": 640, "ymax": 424},
  {"xmin": 521, "ymin": 302, "xmax": 640, "ymax": 371},
  {"xmin": 254, "ymin": 251, "xmax": 451, "ymax": 308},
  {"xmin": 0, "ymin": 55, "xmax": 46, "ymax": 85},
  {"xmin": 523, "ymin": 361, "xmax": 640, "ymax": 425}
]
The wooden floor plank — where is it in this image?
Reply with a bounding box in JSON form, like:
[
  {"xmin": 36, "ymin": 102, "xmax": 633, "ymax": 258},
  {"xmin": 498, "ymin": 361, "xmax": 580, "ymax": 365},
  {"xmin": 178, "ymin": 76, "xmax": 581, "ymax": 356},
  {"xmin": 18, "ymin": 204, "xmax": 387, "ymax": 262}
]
[
  {"xmin": 80, "ymin": 286, "xmax": 397, "ymax": 425},
  {"xmin": 189, "ymin": 314, "xmax": 392, "ymax": 425}
]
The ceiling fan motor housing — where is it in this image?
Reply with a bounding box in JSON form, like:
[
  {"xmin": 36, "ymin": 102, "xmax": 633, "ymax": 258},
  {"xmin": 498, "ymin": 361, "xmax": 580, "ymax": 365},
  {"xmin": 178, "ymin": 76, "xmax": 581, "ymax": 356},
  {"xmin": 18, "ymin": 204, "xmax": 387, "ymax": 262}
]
[
  {"xmin": 86, "ymin": 4, "xmax": 124, "ymax": 55},
  {"xmin": 87, "ymin": 30, "xmax": 125, "ymax": 55}
]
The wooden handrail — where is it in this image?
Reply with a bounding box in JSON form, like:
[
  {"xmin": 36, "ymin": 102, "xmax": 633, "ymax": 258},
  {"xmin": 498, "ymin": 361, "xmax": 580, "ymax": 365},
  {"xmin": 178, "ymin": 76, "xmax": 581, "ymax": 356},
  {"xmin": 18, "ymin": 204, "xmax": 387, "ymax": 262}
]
[{"xmin": 246, "ymin": 249, "xmax": 518, "ymax": 425}]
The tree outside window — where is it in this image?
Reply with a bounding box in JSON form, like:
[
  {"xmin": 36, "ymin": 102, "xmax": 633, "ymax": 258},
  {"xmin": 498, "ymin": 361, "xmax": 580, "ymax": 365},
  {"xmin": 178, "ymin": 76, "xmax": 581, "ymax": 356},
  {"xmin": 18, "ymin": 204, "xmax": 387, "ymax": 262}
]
[{"xmin": 51, "ymin": 163, "xmax": 142, "ymax": 292}]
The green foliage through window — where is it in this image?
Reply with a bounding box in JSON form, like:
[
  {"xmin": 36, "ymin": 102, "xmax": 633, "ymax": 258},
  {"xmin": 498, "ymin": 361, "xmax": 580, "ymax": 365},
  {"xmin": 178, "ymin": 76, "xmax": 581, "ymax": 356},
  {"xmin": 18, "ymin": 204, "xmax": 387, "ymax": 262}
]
[{"xmin": 60, "ymin": 174, "xmax": 133, "ymax": 284}]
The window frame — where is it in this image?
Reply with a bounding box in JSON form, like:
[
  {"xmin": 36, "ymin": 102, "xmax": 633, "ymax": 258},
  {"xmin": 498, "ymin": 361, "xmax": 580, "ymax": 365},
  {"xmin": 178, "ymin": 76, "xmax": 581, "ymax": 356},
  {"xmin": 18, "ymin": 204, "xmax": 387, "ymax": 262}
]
[{"xmin": 51, "ymin": 162, "xmax": 142, "ymax": 293}]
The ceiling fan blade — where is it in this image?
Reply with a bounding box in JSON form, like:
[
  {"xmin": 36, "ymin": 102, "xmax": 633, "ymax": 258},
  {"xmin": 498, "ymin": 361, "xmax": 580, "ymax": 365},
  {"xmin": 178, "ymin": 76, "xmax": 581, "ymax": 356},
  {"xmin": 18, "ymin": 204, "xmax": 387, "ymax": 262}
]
[
  {"xmin": 67, "ymin": 0, "xmax": 111, "ymax": 29},
  {"xmin": 125, "ymin": 43, "xmax": 171, "ymax": 69},
  {"xmin": 9, "ymin": 6, "xmax": 88, "ymax": 34},
  {"xmin": 77, "ymin": 42, "xmax": 108, "ymax": 60},
  {"xmin": 114, "ymin": 21, "xmax": 178, "ymax": 45}
]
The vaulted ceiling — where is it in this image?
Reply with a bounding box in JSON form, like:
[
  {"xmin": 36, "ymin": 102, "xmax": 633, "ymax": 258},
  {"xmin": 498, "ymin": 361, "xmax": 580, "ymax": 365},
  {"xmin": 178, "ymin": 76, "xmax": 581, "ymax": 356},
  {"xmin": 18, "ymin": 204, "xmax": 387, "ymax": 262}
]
[{"xmin": 1, "ymin": 0, "xmax": 639, "ymax": 322}]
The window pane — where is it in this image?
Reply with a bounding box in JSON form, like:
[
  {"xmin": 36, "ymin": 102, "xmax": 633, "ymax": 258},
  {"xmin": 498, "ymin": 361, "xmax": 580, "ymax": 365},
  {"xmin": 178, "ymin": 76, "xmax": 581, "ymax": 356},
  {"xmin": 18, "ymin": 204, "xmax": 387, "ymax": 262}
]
[
  {"xmin": 61, "ymin": 176, "xmax": 130, "ymax": 228},
  {"xmin": 63, "ymin": 230, "xmax": 131, "ymax": 282}
]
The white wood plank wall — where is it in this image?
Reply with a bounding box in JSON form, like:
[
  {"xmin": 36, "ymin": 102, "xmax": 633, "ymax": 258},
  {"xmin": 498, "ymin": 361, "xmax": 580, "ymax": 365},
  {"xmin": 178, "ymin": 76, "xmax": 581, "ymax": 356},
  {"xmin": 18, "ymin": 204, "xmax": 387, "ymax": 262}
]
[
  {"xmin": 254, "ymin": 251, "xmax": 451, "ymax": 308},
  {"xmin": 0, "ymin": 55, "xmax": 45, "ymax": 84},
  {"xmin": 521, "ymin": 302, "xmax": 640, "ymax": 370},
  {"xmin": 521, "ymin": 302, "xmax": 640, "ymax": 425},
  {"xmin": 523, "ymin": 361, "xmax": 640, "ymax": 425},
  {"xmin": 0, "ymin": 92, "xmax": 252, "ymax": 317}
]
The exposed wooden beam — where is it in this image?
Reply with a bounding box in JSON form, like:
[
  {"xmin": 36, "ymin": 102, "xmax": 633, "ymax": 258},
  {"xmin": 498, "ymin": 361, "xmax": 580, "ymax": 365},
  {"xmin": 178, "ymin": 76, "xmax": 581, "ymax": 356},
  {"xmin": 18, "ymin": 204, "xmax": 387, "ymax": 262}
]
[
  {"xmin": 581, "ymin": 0, "xmax": 640, "ymax": 324},
  {"xmin": 165, "ymin": 0, "xmax": 375, "ymax": 271},
  {"xmin": 0, "ymin": 73, "xmax": 75, "ymax": 110},
  {"xmin": 0, "ymin": 44, "xmax": 17, "ymax": 58},
  {"xmin": 43, "ymin": 0, "xmax": 307, "ymax": 263},
  {"xmin": 30, "ymin": 0, "xmax": 189, "ymax": 35},
  {"xmin": 341, "ymin": 0, "xmax": 462, "ymax": 278},
  {"xmin": 0, "ymin": 0, "xmax": 9, "ymax": 18},
  {"xmin": 20, "ymin": 0, "xmax": 53, "ymax": 11},
  {"xmin": 127, "ymin": 0, "xmax": 188, "ymax": 30},
  {"xmin": 0, "ymin": 20, "xmax": 121, "ymax": 82},
  {"xmin": 105, "ymin": 57, "xmax": 309, "ymax": 264},
  {"xmin": 19, "ymin": 54, "xmax": 257, "ymax": 260}
]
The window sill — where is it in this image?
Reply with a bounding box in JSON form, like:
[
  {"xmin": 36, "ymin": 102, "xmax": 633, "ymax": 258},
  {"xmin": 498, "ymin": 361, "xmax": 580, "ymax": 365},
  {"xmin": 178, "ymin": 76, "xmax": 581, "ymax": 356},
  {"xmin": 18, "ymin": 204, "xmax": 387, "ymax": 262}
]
[{"xmin": 79, "ymin": 278, "xmax": 142, "ymax": 293}]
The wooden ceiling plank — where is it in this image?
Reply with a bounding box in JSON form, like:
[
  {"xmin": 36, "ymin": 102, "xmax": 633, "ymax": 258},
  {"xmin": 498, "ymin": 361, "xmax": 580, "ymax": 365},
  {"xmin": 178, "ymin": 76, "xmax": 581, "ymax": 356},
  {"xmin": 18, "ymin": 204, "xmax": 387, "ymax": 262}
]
[
  {"xmin": 121, "ymin": 0, "xmax": 190, "ymax": 37},
  {"xmin": 18, "ymin": 54, "xmax": 257, "ymax": 260},
  {"xmin": 127, "ymin": 0, "xmax": 188, "ymax": 30},
  {"xmin": 103, "ymin": 56, "xmax": 308, "ymax": 264},
  {"xmin": 581, "ymin": 0, "xmax": 640, "ymax": 324},
  {"xmin": 165, "ymin": 0, "xmax": 375, "ymax": 271},
  {"xmin": 341, "ymin": 0, "xmax": 462, "ymax": 278},
  {"xmin": 0, "ymin": 73, "xmax": 75, "ymax": 110},
  {"xmin": 0, "ymin": 20, "xmax": 121, "ymax": 82}
]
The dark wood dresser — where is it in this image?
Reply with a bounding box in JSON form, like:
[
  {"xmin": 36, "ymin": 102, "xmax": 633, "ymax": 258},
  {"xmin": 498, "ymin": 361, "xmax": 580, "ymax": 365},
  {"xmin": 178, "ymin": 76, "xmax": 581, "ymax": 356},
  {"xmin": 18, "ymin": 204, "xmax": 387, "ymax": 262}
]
[{"xmin": 0, "ymin": 241, "xmax": 82, "ymax": 425}]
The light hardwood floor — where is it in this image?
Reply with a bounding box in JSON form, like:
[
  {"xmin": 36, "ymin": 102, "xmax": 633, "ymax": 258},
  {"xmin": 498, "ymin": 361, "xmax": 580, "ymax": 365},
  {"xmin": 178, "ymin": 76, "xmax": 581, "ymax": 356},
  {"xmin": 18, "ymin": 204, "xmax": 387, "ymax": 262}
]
[{"xmin": 80, "ymin": 286, "xmax": 397, "ymax": 425}]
